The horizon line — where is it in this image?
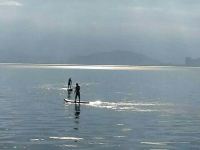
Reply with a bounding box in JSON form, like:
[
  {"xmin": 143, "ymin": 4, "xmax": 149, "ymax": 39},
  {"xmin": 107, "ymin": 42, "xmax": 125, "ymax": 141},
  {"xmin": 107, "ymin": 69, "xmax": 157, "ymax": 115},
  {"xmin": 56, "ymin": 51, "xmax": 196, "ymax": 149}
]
[{"xmin": 0, "ymin": 63, "xmax": 199, "ymax": 70}]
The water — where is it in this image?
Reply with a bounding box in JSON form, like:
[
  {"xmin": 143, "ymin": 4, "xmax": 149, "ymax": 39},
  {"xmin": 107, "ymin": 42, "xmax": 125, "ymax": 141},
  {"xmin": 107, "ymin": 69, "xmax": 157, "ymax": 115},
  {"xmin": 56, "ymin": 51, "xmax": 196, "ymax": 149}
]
[{"xmin": 0, "ymin": 64, "xmax": 200, "ymax": 150}]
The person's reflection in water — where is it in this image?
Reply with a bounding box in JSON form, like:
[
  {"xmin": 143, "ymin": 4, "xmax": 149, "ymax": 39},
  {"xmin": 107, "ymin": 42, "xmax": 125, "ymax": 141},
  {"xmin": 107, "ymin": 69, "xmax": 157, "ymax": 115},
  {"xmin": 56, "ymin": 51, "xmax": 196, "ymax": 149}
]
[
  {"xmin": 74, "ymin": 103, "xmax": 80, "ymax": 130},
  {"xmin": 75, "ymin": 103, "xmax": 80, "ymax": 119}
]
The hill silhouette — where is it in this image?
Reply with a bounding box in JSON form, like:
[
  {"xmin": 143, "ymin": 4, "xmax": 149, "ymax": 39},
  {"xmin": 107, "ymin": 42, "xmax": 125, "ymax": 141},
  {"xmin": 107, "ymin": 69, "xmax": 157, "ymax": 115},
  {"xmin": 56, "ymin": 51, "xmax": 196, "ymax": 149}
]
[{"xmin": 68, "ymin": 51, "xmax": 161, "ymax": 65}]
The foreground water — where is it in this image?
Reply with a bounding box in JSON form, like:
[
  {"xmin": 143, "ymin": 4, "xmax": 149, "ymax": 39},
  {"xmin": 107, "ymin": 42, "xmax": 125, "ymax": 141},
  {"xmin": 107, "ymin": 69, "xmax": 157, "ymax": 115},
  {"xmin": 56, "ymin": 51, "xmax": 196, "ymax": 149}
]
[{"xmin": 0, "ymin": 64, "xmax": 200, "ymax": 150}]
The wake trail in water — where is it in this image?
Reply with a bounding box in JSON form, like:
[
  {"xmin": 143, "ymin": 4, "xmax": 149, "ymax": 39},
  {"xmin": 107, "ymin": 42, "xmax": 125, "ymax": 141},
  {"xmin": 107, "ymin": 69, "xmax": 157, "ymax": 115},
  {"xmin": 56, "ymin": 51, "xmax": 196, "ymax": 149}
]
[{"xmin": 87, "ymin": 100, "xmax": 173, "ymax": 112}]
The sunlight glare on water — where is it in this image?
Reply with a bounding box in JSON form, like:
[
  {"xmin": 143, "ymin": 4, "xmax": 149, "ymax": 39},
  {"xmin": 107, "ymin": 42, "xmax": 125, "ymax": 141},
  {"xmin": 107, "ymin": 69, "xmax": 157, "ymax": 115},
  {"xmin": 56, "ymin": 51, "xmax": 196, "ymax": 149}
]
[{"xmin": 1, "ymin": 63, "xmax": 199, "ymax": 71}]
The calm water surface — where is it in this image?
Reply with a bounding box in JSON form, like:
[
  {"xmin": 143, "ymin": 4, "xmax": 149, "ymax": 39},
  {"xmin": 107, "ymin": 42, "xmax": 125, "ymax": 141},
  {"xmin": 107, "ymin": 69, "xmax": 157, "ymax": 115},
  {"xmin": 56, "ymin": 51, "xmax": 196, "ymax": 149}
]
[{"xmin": 0, "ymin": 64, "xmax": 200, "ymax": 150}]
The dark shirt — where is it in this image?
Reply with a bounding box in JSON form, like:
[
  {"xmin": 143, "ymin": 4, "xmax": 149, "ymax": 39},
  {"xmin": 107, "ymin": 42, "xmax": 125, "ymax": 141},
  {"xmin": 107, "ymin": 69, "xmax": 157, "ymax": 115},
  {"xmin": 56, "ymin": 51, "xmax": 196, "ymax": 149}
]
[{"xmin": 75, "ymin": 85, "xmax": 80, "ymax": 94}]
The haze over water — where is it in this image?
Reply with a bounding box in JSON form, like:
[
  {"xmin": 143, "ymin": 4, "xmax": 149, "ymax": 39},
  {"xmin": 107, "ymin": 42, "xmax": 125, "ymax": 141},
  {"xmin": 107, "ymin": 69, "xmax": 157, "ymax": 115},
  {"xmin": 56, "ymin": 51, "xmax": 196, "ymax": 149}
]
[{"xmin": 0, "ymin": 64, "xmax": 200, "ymax": 149}]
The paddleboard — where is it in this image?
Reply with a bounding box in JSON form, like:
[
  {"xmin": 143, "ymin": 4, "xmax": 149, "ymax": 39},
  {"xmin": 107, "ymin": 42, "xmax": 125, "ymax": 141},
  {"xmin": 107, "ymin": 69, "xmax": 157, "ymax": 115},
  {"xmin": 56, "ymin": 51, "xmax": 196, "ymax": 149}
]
[
  {"xmin": 64, "ymin": 99, "xmax": 89, "ymax": 104},
  {"xmin": 67, "ymin": 88, "xmax": 73, "ymax": 91}
]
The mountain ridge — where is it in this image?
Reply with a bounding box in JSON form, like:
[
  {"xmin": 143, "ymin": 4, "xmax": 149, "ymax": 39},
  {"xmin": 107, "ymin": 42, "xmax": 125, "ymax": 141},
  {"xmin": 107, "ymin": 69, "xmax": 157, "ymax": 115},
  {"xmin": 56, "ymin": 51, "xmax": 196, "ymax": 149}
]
[{"xmin": 68, "ymin": 51, "xmax": 162, "ymax": 65}]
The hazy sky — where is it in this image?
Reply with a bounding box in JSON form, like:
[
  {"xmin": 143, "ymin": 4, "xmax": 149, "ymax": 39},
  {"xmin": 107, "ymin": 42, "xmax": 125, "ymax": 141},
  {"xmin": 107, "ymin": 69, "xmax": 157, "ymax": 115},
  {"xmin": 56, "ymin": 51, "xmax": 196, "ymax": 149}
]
[{"xmin": 0, "ymin": 0, "xmax": 200, "ymax": 63}]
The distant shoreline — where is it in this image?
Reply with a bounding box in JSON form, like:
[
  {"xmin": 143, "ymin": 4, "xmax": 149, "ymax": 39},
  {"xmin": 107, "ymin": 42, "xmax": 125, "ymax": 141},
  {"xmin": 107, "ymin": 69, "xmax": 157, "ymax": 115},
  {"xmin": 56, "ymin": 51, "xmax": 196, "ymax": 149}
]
[{"xmin": 0, "ymin": 63, "xmax": 200, "ymax": 69}]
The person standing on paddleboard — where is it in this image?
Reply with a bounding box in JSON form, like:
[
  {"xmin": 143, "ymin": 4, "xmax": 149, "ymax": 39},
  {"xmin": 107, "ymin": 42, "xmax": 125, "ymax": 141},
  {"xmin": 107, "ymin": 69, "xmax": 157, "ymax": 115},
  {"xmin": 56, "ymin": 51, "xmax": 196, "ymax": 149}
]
[
  {"xmin": 68, "ymin": 78, "xmax": 72, "ymax": 89},
  {"xmin": 74, "ymin": 83, "xmax": 80, "ymax": 103}
]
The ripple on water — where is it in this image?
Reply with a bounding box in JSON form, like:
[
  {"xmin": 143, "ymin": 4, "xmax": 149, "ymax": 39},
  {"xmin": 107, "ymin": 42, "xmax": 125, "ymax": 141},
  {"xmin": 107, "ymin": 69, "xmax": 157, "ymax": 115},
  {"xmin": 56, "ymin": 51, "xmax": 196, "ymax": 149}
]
[{"xmin": 49, "ymin": 136, "xmax": 83, "ymax": 140}]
